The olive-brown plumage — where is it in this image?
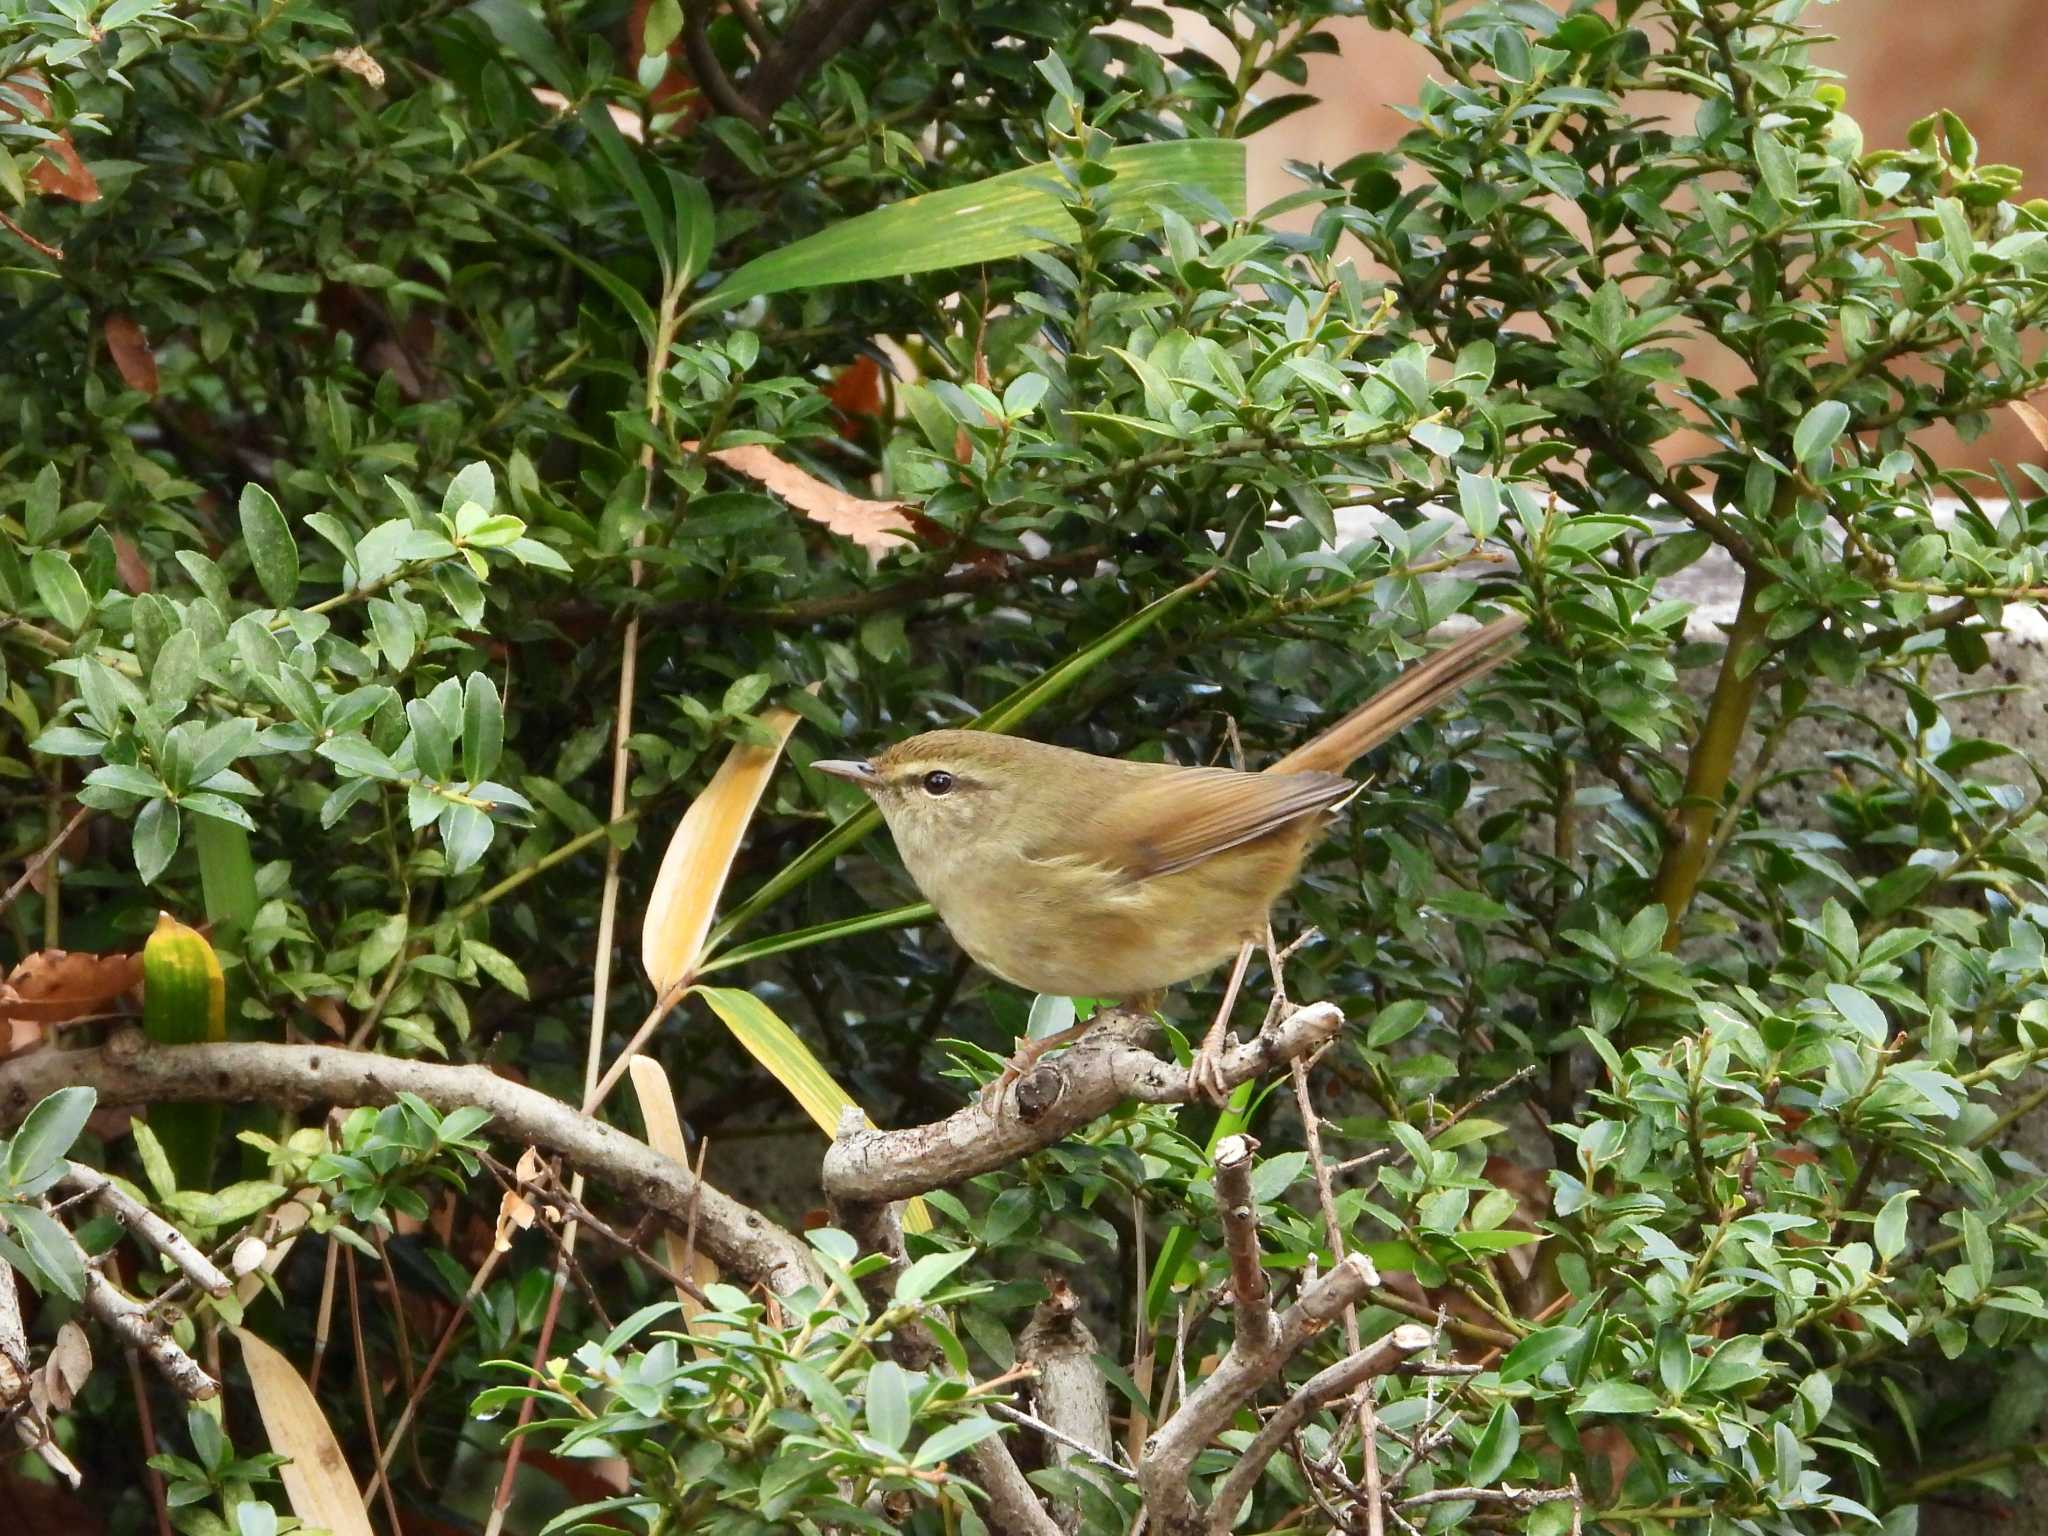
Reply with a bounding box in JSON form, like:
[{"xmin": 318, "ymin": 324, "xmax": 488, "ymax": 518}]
[{"xmin": 814, "ymin": 612, "xmax": 1524, "ymax": 1100}]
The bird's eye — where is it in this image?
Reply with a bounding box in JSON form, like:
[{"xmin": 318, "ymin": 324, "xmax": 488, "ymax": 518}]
[{"xmin": 921, "ymin": 770, "xmax": 956, "ymax": 796}]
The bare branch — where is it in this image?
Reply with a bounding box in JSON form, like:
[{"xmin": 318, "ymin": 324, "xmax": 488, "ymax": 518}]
[
  {"xmin": 82, "ymin": 1261, "xmax": 215, "ymax": 1400},
  {"xmin": 824, "ymin": 1002, "xmax": 1344, "ymax": 1207},
  {"xmin": 1138, "ymin": 1251, "xmax": 1380, "ymax": 1536},
  {"xmin": 0, "ymin": 1034, "xmax": 819, "ymax": 1297},
  {"xmin": 58, "ymin": 1161, "xmax": 231, "ymax": 1296},
  {"xmin": 1212, "ymin": 1135, "xmax": 1275, "ymax": 1352},
  {"xmin": 1206, "ymin": 1324, "xmax": 1434, "ymax": 1536}
]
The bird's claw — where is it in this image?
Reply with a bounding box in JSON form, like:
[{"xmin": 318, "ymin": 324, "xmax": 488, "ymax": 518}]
[{"xmin": 1188, "ymin": 1040, "xmax": 1232, "ymax": 1106}]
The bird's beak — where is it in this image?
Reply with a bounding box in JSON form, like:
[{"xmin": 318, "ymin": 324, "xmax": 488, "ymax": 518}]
[{"xmin": 812, "ymin": 758, "xmax": 881, "ymax": 789}]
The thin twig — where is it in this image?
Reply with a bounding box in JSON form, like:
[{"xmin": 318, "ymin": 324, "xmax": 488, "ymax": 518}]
[{"xmin": 0, "ymin": 803, "xmax": 90, "ymax": 920}]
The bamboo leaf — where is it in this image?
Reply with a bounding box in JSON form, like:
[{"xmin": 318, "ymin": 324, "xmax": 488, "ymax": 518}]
[
  {"xmin": 695, "ymin": 141, "xmax": 1245, "ymax": 312},
  {"xmin": 693, "ymin": 985, "xmax": 928, "ymax": 1233},
  {"xmin": 626, "ymin": 1056, "xmax": 720, "ymax": 1326},
  {"xmin": 694, "ymin": 902, "xmax": 934, "ymax": 974},
  {"xmin": 640, "ymin": 705, "xmax": 803, "ymax": 994},
  {"xmin": 235, "ymin": 1327, "xmax": 377, "ymax": 1536}
]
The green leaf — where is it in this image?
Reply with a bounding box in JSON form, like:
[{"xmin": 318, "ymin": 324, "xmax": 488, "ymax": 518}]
[
  {"xmin": 24, "ymin": 463, "xmax": 60, "ymax": 544},
  {"xmin": 865, "ymin": 1360, "xmax": 910, "ymax": 1451},
  {"xmin": 1467, "ymin": 1401, "xmax": 1520, "ymax": 1485},
  {"xmin": 29, "ymin": 549, "xmax": 90, "ymax": 631},
  {"xmin": 1875, "ymin": 1189, "xmax": 1915, "ymax": 1263},
  {"xmin": 1793, "ymin": 400, "xmax": 1850, "ymax": 467},
  {"xmin": 238, "ymin": 484, "xmax": 299, "ymax": 607},
  {"xmin": 895, "ymin": 1247, "xmax": 976, "ymax": 1304},
  {"xmin": 1499, "ymin": 1325, "xmax": 1581, "ymax": 1384},
  {"xmin": 134, "ymin": 796, "xmax": 181, "ymax": 884},
  {"xmin": 696, "ymin": 140, "xmax": 1246, "ymax": 310},
  {"xmin": 910, "ymin": 1415, "xmax": 1003, "ymax": 1469},
  {"xmin": 8, "ymin": 1204, "xmax": 85, "ymax": 1300},
  {"xmin": 462, "ymin": 673, "xmax": 503, "ymax": 783},
  {"xmin": 1575, "ymin": 1381, "xmax": 1659, "ymax": 1416},
  {"xmin": 1825, "ymin": 982, "xmax": 1888, "ymax": 1043},
  {"xmin": 7, "ymin": 1086, "xmax": 95, "ymax": 1188}
]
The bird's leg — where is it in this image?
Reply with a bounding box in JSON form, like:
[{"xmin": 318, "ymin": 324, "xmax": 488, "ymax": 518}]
[{"xmin": 1189, "ymin": 939, "xmax": 1257, "ymax": 1105}]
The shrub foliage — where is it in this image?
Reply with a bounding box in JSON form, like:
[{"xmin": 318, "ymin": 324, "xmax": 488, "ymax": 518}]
[{"xmin": 6, "ymin": 0, "xmax": 2048, "ymax": 1531}]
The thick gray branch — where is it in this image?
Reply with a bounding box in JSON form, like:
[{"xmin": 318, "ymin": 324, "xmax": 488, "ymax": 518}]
[
  {"xmin": 59, "ymin": 1161, "xmax": 231, "ymax": 1295},
  {"xmin": 1204, "ymin": 1324, "xmax": 1433, "ymax": 1536},
  {"xmin": 824, "ymin": 1003, "xmax": 1343, "ymax": 1207},
  {"xmin": 1138, "ymin": 1251, "xmax": 1379, "ymax": 1536},
  {"xmin": 0, "ymin": 1034, "xmax": 818, "ymax": 1297},
  {"xmin": 1018, "ymin": 1279, "xmax": 1115, "ymax": 1531}
]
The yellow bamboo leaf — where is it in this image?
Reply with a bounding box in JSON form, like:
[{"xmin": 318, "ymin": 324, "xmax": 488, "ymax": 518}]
[
  {"xmin": 640, "ymin": 705, "xmax": 803, "ymax": 994},
  {"xmin": 627, "ymin": 1055, "xmax": 721, "ymax": 1323},
  {"xmin": 233, "ymin": 1327, "xmax": 376, "ymax": 1536},
  {"xmin": 694, "ymin": 984, "xmax": 929, "ymax": 1234}
]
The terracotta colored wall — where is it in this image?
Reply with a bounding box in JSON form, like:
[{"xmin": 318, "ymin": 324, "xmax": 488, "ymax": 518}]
[{"xmin": 1229, "ymin": 1, "xmax": 2045, "ymax": 471}]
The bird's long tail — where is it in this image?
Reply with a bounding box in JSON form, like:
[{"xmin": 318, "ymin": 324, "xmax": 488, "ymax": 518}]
[{"xmin": 1268, "ymin": 612, "xmax": 1526, "ymax": 776}]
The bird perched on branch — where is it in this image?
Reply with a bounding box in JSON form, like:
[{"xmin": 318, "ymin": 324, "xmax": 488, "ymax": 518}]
[{"xmin": 814, "ymin": 611, "xmax": 1525, "ymax": 1104}]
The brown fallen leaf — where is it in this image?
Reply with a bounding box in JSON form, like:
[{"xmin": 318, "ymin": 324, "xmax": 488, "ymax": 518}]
[
  {"xmin": 689, "ymin": 440, "xmax": 917, "ymax": 554},
  {"xmin": 104, "ymin": 313, "xmax": 158, "ymax": 397},
  {"xmin": 0, "ymin": 947, "xmax": 143, "ymax": 1027}
]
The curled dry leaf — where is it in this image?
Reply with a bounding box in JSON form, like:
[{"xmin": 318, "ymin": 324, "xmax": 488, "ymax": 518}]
[
  {"xmin": 689, "ymin": 440, "xmax": 917, "ymax": 554},
  {"xmin": 0, "ymin": 948, "xmax": 143, "ymax": 1028},
  {"xmin": 2013, "ymin": 397, "xmax": 2048, "ymax": 454},
  {"xmin": 104, "ymin": 313, "xmax": 158, "ymax": 397},
  {"xmin": 41, "ymin": 1323, "xmax": 89, "ymax": 1415},
  {"xmin": 640, "ymin": 703, "xmax": 805, "ymax": 994},
  {"xmin": 514, "ymin": 1145, "xmax": 546, "ymax": 1185},
  {"xmin": 325, "ymin": 46, "xmax": 385, "ymax": 88},
  {"xmin": 493, "ymin": 1189, "xmax": 536, "ymax": 1253}
]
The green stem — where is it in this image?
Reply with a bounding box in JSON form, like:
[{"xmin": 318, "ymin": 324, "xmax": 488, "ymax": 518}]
[{"xmin": 1651, "ymin": 568, "xmax": 1770, "ymax": 935}]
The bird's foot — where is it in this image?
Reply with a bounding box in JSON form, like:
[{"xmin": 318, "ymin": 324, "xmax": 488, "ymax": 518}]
[{"xmin": 1188, "ymin": 1036, "xmax": 1233, "ymax": 1106}]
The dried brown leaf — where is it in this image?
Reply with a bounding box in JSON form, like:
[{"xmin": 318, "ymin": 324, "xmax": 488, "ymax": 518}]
[
  {"xmin": 640, "ymin": 704, "xmax": 804, "ymax": 993},
  {"xmin": 111, "ymin": 533, "xmax": 150, "ymax": 594},
  {"xmin": 104, "ymin": 313, "xmax": 158, "ymax": 397},
  {"xmin": 628, "ymin": 1056, "xmax": 720, "ymax": 1325},
  {"xmin": 692, "ymin": 441, "xmax": 916, "ymax": 553},
  {"xmin": 325, "ymin": 46, "xmax": 385, "ymax": 88},
  {"xmin": 0, "ymin": 948, "xmax": 143, "ymax": 1025},
  {"xmin": 234, "ymin": 1327, "xmax": 376, "ymax": 1536},
  {"xmin": 41, "ymin": 1323, "xmax": 88, "ymax": 1414},
  {"xmin": 493, "ymin": 1189, "xmax": 535, "ymax": 1252}
]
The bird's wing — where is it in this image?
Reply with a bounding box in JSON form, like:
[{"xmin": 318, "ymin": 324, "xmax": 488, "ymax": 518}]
[{"xmin": 1094, "ymin": 766, "xmax": 1356, "ymax": 882}]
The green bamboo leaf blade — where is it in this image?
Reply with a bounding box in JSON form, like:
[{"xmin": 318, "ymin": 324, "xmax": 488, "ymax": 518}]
[
  {"xmin": 692, "ymin": 985, "xmax": 929, "ymax": 1233},
  {"xmin": 696, "ymin": 141, "xmax": 1246, "ymax": 311},
  {"xmin": 696, "ymin": 903, "xmax": 934, "ymax": 975},
  {"xmin": 705, "ymin": 567, "xmax": 1215, "ymax": 947}
]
